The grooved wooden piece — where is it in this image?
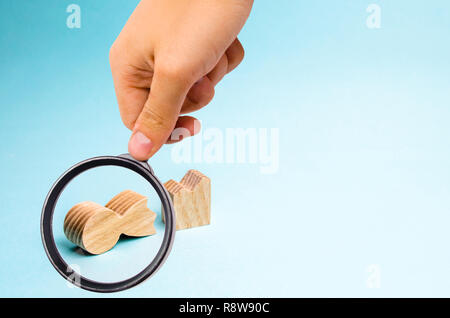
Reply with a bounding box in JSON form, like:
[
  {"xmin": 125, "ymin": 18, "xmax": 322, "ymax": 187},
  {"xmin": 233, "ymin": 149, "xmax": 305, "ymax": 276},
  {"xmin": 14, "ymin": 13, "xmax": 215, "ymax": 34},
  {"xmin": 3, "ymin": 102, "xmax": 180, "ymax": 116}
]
[
  {"xmin": 63, "ymin": 190, "xmax": 156, "ymax": 254},
  {"xmin": 163, "ymin": 170, "xmax": 211, "ymax": 230}
]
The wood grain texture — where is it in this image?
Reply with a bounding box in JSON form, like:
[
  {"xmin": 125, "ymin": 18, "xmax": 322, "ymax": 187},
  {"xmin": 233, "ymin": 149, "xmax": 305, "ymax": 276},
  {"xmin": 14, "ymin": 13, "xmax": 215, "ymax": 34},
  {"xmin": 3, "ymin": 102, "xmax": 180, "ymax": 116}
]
[
  {"xmin": 163, "ymin": 170, "xmax": 211, "ymax": 230},
  {"xmin": 63, "ymin": 190, "xmax": 156, "ymax": 254}
]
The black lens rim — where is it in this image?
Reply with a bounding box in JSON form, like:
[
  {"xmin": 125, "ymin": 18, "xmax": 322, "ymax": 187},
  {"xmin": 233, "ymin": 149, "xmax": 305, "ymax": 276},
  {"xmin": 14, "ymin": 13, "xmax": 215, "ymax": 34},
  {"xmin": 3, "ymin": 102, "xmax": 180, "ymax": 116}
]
[{"xmin": 40, "ymin": 154, "xmax": 175, "ymax": 293}]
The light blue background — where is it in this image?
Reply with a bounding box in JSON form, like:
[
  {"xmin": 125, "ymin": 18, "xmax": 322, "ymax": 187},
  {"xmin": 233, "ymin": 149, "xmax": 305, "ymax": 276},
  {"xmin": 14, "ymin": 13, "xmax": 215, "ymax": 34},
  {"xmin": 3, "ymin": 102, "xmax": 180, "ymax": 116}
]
[{"xmin": 1, "ymin": 0, "xmax": 449, "ymax": 297}]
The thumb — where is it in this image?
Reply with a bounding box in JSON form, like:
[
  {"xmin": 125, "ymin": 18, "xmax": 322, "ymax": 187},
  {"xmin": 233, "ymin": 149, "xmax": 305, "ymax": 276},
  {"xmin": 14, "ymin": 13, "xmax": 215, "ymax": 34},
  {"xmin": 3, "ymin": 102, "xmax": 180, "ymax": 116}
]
[{"xmin": 128, "ymin": 69, "xmax": 192, "ymax": 160}]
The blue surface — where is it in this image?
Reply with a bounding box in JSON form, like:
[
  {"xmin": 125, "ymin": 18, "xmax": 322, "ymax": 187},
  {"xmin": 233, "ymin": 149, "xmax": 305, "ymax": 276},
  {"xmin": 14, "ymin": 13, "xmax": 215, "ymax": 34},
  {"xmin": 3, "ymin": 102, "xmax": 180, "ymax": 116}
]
[{"xmin": 1, "ymin": 0, "xmax": 450, "ymax": 297}]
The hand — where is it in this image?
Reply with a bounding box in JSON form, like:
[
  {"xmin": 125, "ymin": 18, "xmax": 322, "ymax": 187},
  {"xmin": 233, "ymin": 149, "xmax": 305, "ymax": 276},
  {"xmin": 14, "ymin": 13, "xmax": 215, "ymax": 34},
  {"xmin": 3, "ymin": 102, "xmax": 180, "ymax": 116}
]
[{"xmin": 109, "ymin": 0, "xmax": 253, "ymax": 160}]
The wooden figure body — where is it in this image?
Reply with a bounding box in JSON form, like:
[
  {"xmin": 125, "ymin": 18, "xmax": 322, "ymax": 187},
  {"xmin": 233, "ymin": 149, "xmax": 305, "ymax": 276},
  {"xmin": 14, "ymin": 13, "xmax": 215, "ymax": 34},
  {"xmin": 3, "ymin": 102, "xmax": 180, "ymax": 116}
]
[
  {"xmin": 163, "ymin": 170, "xmax": 211, "ymax": 230},
  {"xmin": 63, "ymin": 190, "xmax": 156, "ymax": 254}
]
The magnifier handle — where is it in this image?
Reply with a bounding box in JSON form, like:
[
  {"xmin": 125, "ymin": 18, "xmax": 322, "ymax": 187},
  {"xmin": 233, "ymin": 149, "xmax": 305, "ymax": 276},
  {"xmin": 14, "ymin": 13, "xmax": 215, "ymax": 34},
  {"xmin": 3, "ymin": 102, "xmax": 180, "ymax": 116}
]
[{"xmin": 118, "ymin": 153, "xmax": 155, "ymax": 175}]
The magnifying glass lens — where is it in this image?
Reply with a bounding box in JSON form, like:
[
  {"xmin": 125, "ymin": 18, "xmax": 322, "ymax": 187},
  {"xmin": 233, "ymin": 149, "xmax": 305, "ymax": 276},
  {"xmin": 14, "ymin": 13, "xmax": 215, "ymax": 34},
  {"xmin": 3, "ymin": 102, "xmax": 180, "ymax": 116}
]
[
  {"xmin": 41, "ymin": 155, "xmax": 175, "ymax": 293},
  {"xmin": 54, "ymin": 166, "xmax": 163, "ymax": 282}
]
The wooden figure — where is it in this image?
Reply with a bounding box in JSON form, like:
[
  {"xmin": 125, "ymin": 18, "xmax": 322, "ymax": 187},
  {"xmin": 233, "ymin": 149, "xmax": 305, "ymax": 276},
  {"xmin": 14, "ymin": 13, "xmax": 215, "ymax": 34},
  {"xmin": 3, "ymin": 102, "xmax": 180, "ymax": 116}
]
[
  {"xmin": 63, "ymin": 190, "xmax": 156, "ymax": 254},
  {"xmin": 163, "ymin": 170, "xmax": 211, "ymax": 230}
]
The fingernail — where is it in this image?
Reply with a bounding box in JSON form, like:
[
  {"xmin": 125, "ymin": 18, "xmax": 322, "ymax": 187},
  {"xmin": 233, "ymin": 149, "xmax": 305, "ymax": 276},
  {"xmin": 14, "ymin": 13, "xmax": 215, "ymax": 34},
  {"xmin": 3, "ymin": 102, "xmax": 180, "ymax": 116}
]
[{"xmin": 129, "ymin": 131, "xmax": 153, "ymax": 160}]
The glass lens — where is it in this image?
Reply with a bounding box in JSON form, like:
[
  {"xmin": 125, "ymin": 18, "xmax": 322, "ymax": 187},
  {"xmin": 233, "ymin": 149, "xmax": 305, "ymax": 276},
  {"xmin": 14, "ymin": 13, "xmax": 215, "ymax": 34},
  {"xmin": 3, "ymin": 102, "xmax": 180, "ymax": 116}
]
[{"xmin": 52, "ymin": 165, "xmax": 165, "ymax": 283}]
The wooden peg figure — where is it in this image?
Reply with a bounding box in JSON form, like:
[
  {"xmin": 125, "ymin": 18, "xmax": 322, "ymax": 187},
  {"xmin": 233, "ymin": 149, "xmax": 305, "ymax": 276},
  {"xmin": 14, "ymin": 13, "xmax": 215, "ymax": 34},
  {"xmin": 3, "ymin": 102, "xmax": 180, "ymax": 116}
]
[
  {"xmin": 63, "ymin": 190, "xmax": 156, "ymax": 254},
  {"xmin": 163, "ymin": 170, "xmax": 211, "ymax": 230}
]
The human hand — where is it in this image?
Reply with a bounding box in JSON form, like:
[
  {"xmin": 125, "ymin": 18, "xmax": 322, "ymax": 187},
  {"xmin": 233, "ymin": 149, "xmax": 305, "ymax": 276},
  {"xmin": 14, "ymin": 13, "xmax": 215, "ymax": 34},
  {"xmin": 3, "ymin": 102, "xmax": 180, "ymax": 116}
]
[{"xmin": 109, "ymin": 0, "xmax": 253, "ymax": 160}]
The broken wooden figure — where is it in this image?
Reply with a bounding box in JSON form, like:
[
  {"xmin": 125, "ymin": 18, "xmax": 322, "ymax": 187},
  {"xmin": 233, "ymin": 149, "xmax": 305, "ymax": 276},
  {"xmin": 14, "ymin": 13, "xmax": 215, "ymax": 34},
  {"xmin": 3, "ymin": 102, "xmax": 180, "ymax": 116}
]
[{"xmin": 63, "ymin": 190, "xmax": 156, "ymax": 254}]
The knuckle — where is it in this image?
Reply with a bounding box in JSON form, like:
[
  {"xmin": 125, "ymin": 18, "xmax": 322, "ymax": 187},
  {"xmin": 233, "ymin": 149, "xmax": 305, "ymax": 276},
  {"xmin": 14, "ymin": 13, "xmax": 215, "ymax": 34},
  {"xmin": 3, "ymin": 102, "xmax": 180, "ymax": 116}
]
[
  {"xmin": 157, "ymin": 60, "xmax": 197, "ymax": 86},
  {"xmin": 238, "ymin": 45, "xmax": 245, "ymax": 61},
  {"xmin": 118, "ymin": 108, "xmax": 137, "ymax": 130},
  {"xmin": 199, "ymin": 85, "xmax": 215, "ymax": 104},
  {"xmin": 109, "ymin": 43, "xmax": 119, "ymax": 65},
  {"xmin": 109, "ymin": 41, "xmax": 128, "ymax": 70},
  {"xmin": 227, "ymin": 41, "xmax": 245, "ymax": 71},
  {"xmin": 121, "ymin": 117, "xmax": 135, "ymax": 131},
  {"xmin": 139, "ymin": 106, "xmax": 172, "ymax": 131}
]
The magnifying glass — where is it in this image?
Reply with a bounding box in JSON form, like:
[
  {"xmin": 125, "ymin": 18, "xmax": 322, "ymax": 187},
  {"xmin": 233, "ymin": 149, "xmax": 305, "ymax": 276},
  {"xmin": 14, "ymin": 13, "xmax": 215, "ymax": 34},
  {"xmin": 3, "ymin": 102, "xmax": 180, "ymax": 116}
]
[{"xmin": 40, "ymin": 154, "xmax": 176, "ymax": 293}]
